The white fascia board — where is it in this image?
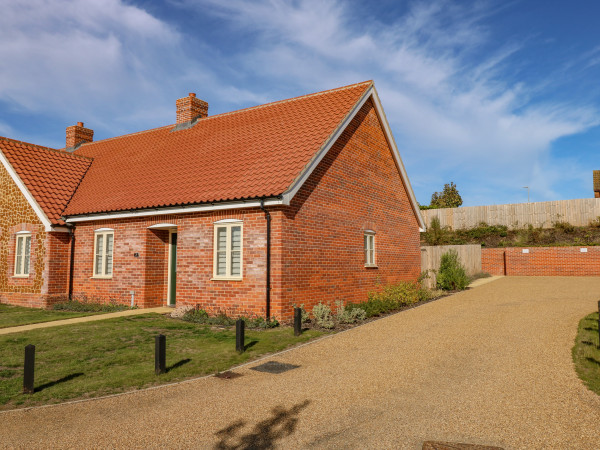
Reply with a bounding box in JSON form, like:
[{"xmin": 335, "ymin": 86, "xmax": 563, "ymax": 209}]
[
  {"xmin": 65, "ymin": 198, "xmax": 284, "ymax": 223},
  {"xmin": 0, "ymin": 150, "xmax": 54, "ymax": 231},
  {"xmin": 147, "ymin": 223, "xmax": 177, "ymax": 229},
  {"xmin": 369, "ymin": 87, "xmax": 426, "ymax": 232},
  {"xmin": 281, "ymin": 85, "xmax": 374, "ymax": 206},
  {"xmin": 279, "ymin": 85, "xmax": 426, "ymax": 232}
]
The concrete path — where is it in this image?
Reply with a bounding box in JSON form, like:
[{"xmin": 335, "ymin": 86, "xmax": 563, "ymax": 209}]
[
  {"xmin": 0, "ymin": 307, "xmax": 173, "ymax": 335},
  {"xmin": 2, "ymin": 277, "xmax": 600, "ymax": 449}
]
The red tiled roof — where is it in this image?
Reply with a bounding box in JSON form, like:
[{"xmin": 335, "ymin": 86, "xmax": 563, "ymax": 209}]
[
  {"xmin": 64, "ymin": 81, "xmax": 372, "ymax": 216},
  {"xmin": 0, "ymin": 137, "xmax": 92, "ymax": 225}
]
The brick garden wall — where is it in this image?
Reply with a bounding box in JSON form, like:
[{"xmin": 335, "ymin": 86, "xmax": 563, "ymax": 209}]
[
  {"xmin": 482, "ymin": 247, "xmax": 600, "ymax": 276},
  {"xmin": 279, "ymin": 99, "xmax": 421, "ymax": 317}
]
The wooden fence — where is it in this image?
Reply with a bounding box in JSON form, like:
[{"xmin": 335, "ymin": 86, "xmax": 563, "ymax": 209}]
[
  {"xmin": 420, "ymin": 245, "xmax": 481, "ymax": 289},
  {"xmin": 422, "ymin": 198, "xmax": 600, "ymax": 230}
]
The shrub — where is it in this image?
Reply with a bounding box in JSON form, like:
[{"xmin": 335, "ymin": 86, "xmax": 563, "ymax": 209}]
[
  {"xmin": 312, "ymin": 303, "xmax": 334, "ymax": 329},
  {"xmin": 181, "ymin": 309, "xmax": 279, "ymax": 328},
  {"xmin": 346, "ymin": 281, "xmax": 433, "ymax": 318},
  {"xmin": 436, "ymin": 249, "xmax": 469, "ymax": 291},
  {"xmin": 335, "ymin": 300, "xmax": 366, "ymax": 324},
  {"xmin": 554, "ymin": 221, "xmax": 575, "ymax": 233},
  {"xmin": 424, "ymin": 216, "xmax": 447, "ymax": 245},
  {"xmin": 589, "ymin": 217, "xmax": 600, "ymax": 228},
  {"xmin": 52, "ymin": 298, "xmax": 133, "ymax": 312}
]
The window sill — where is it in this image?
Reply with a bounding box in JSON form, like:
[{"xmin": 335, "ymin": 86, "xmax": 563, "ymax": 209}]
[
  {"xmin": 211, "ymin": 277, "xmax": 243, "ymax": 282},
  {"xmin": 91, "ymin": 276, "xmax": 113, "ymax": 279},
  {"xmin": 364, "ymin": 264, "xmax": 378, "ymax": 269},
  {"xmin": 12, "ymin": 275, "xmax": 30, "ymax": 278}
]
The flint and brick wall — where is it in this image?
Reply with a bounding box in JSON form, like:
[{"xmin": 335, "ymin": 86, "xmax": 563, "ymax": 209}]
[
  {"xmin": 279, "ymin": 99, "xmax": 421, "ymax": 318},
  {"xmin": 0, "ymin": 162, "xmax": 52, "ymax": 307},
  {"xmin": 482, "ymin": 247, "xmax": 600, "ymax": 276}
]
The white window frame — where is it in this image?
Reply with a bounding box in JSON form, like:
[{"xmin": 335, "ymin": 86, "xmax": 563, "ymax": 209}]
[
  {"xmin": 364, "ymin": 230, "xmax": 376, "ymax": 268},
  {"xmin": 13, "ymin": 232, "xmax": 32, "ymax": 277},
  {"xmin": 212, "ymin": 220, "xmax": 243, "ymax": 280},
  {"xmin": 93, "ymin": 228, "xmax": 114, "ymax": 279}
]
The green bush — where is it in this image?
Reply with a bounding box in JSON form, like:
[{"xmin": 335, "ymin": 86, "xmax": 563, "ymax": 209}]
[
  {"xmin": 346, "ymin": 281, "xmax": 433, "ymax": 318},
  {"xmin": 312, "ymin": 303, "xmax": 334, "ymax": 329},
  {"xmin": 182, "ymin": 309, "xmax": 278, "ymax": 329},
  {"xmin": 424, "ymin": 216, "xmax": 447, "ymax": 245},
  {"xmin": 52, "ymin": 298, "xmax": 133, "ymax": 312},
  {"xmin": 335, "ymin": 300, "xmax": 366, "ymax": 324},
  {"xmin": 554, "ymin": 221, "xmax": 575, "ymax": 233},
  {"xmin": 436, "ymin": 250, "xmax": 469, "ymax": 291}
]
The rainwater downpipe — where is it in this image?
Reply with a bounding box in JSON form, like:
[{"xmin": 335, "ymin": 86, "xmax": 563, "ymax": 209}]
[
  {"xmin": 260, "ymin": 198, "xmax": 271, "ymax": 319},
  {"xmin": 67, "ymin": 224, "xmax": 76, "ymax": 300}
]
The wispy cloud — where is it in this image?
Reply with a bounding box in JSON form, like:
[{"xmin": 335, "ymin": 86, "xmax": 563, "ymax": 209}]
[{"xmin": 182, "ymin": 0, "xmax": 599, "ymax": 204}]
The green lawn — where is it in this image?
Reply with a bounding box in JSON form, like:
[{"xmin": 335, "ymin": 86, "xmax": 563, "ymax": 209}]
[
  {"xmin": 0, "ymin": 313, "xmax": 324, "ymax": 410},
  {"xmin": 0, "ymin": 304, "xmax": 100, "ymax": 329},
  {"xmin": 572, "ymin": 312, "xmax": 600, "ymax": 395}
]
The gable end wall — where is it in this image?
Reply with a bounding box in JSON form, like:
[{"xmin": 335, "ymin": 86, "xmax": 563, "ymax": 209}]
[
  {"xmin": 0, "ymin": 161, "xmax": 51, "ymax": 307},
  {"xmin": 278, "ymin": 98, "xmax": 421, "ymax": 316}
]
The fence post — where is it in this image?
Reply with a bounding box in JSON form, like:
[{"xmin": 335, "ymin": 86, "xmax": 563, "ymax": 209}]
[
  {"xmin": 236, "ymin": 319, "xmax": 245, "ymax": 353},
  {"xmin": 294, "ymin": 308, "xmax": 302, "ymax": 336},
  {"xmin": 155, "ymin": 334, "xmax": 166, "ymax": 375},
  {"xmin": 23, "ymin": 344, "xmax": 35, "ymax": 394}
]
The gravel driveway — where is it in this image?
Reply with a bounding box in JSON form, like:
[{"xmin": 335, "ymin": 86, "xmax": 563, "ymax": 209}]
[{"xmin": 2, "ymin": 276, "xmax": 600, "ymax": 449}]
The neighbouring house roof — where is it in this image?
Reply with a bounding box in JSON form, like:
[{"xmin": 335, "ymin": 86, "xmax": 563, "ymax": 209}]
[
  {"xmin": 64, "ymin": 81, "xmax": 375, "ymax": 216},
  {"xmin": 0, "ymin": 137, "xmax": 92, "ymax": 226}
]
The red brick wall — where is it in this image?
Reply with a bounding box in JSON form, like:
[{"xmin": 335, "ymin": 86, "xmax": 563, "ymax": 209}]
[
  {"xmin": 44, "ymin": 232, "xmax": 71, "ymax": 296},
  {"xmin": 279, "ymin": 98, "xmax": 421, "ymax": 318},
  {"xmin": 70, "ymin": 210, "xmax": 272, "ymax": 313},
  {"xmin": 482, "ymin": 247, "xmax": 600, "ymax": 276}
]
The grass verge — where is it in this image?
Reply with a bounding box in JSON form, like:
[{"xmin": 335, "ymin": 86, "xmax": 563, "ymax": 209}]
[
  {"xmin": 0, "ymin": 304, "xmax": 99, "ymax": 329},
  {"xmin": 572, "ymin": 312, "xmax": 600, "ymax": 395},
  {"xmin": 0, "ymin": 313, "xmax": 324, "ymax": 410}
]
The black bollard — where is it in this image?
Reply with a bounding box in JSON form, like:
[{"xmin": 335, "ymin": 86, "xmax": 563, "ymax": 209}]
[
  {"xmin": 155, "ymin": 334, "xmax": 166, "ymax": 375},
  {"xmin": 23, "ymin": 344, "xmax": 35, "ymax": 394},
  {"xmin": 294, "ymin": 307, "xmax": 302, "ymax": 336},
  {"xmin": 236, "ymin": 319, "xmax": 245, "ymax": 353}
]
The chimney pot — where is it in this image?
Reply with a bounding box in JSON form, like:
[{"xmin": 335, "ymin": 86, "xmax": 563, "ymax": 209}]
[
  {"xmin": 176, "ymin": 93, "xmax": 208, "ymax": 124},
  {"xmin": 77, "ymin": 121, "xmax": 84, "ymax": 127}
]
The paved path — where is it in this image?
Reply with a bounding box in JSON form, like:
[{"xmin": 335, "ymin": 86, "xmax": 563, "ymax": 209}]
[
  {"xmin": 0, "ymin": 307, "xmax": 173, "ymax": 335},
  {"xmin": 2, "ymin": 277, "xmax": 600, "ymax": 449}
]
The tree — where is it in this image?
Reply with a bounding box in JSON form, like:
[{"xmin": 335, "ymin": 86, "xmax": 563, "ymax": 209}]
[{"xmin": 430, "ymin": 182, "xmax": 462, "ymax": 208}]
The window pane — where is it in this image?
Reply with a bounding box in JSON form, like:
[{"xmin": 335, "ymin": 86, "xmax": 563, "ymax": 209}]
[
  {"xmin": 15, "ymin": 237, "xmax": 23, "ymax": 275},
  {"xmin": 95, "ymin": 234, "xmax": 103, "ymax": 275},
  {"xmin": 105, "ymin": 234, "xmax": 113, "ymax": 275},
  {"xmin": 217, "ymin": 251, "xmax": 227, "ymax": 275},
  {"xmin": 23, "ymin": 236, "xmax": 31, "ymax": 275},
  {"xmin": 231, "ymin": 226, "xmax": 241, "ymax": 250},
  {"xmin": 231, "ymin": 251, "xmax": 241, "ymax": 276},
  {"xmin": 217, "ymin": 227, "xmax": 227, "ymax": 251}
]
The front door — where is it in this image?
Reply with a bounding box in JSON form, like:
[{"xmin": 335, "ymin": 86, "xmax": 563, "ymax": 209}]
[{"xmin": 168, "ymin": 232, "xmax": 177, "ymax": 306}]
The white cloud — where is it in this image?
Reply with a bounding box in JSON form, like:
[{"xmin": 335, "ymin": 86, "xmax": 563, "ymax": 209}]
[{"xmin": 185, "ymin": 0, "xmax": 599, "ymax": 205}]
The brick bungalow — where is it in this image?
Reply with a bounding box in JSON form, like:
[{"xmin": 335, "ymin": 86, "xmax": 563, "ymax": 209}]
[{"xmin": 0, "ymin": 81, "xmax": 425, "ymax": 320}]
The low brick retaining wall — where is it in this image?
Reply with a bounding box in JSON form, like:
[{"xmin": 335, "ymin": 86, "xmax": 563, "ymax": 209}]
[{"xmin": 482, "ymin": 247, "xmax": 600, "ymax": 276}]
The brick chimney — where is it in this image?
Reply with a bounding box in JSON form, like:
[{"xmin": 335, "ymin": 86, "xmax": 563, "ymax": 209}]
[
  {"xmin": 176, "ymin": 93, "xmax": 208, "ymax": 124},
  {"xmin": 66, "ymin": 122, "xmax": 93, "ymax": 151},
  {"xmin": 594, "ymin": 170, "xmax": 600, "ymax": 198}
]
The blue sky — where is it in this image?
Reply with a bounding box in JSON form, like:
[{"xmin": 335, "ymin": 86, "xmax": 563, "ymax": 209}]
[{"xmin": 1, "ymin": 0, "xmax": 599, "ymax": 206}]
